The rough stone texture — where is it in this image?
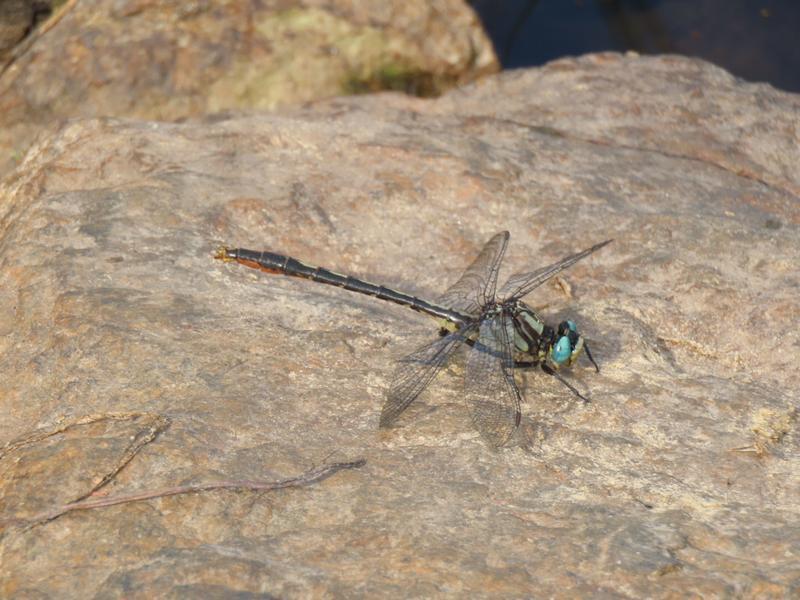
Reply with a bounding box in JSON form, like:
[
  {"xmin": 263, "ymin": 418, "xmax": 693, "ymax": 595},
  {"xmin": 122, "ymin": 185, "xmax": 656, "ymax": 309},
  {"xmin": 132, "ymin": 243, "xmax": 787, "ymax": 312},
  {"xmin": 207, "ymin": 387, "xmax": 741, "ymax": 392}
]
[
  {"xmin": 1, "ymin": 53, "xmax": 799, "ymax": 596},
  {"xmin": 0, "ymin": 0, "xmax": 497, "ymax": 178},
  {"xmin": 430, "ymin": 52, "xmax": 800, "ymax": 201},
  {"xmin": 1, "ymin": 1, "xmax": 58, "ymax": 60},
  {"xmin": 0, "ymin": 0, "xmax": 35, "ymax": 60}
]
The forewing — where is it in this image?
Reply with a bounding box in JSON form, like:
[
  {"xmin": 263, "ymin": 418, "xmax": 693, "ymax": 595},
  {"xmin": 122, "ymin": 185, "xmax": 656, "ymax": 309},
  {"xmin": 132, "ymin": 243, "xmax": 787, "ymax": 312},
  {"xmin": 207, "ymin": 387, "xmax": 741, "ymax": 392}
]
[
  {"xmin": 464, "ymin": 315, "xmax": 522, "ymax": 446},
  {"xmin": 437, "ymin": 231, "xmax": 509, "ymax": 317},
  {"xmin": 498, "ymin": 239, "xmax": 612, "ymax": 301},
  {"xmin": 380, "ymin": 326, "xmax": 475, "ymax": 428}
]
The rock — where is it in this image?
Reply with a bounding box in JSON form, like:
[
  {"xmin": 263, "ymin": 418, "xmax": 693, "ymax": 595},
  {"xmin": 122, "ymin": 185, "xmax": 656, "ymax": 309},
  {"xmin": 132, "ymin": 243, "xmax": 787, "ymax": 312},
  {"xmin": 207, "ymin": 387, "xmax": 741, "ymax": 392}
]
[
  {"xmin": 0, "ymin": 0, "xmax": 32, "ymax": 60},
  {"xmin": 1, "ymin": 53, "xmax": 798, "ymax": 596},
  {"xmin": 430, "ymin": 51, "xmax": 800, "ymax": 199},
  {"xmin": 0, "ymin": 0, "xmax": 497, "ymax": 178},
  {"xmin": 0, "ymin": 1, "xmax": 54, "ymax": 61}
]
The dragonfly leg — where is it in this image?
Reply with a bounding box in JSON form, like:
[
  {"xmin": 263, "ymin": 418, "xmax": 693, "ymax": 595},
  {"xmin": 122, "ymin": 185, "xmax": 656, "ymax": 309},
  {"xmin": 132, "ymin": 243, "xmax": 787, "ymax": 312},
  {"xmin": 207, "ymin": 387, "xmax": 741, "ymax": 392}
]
[
  {"xmin": 513, "ymin": 360, "xmax": 539, "ymax": 371},
  {"xmin": 584, "ymin": 341, "xmax": 600, "ymax": 373},
  {"xmin": 541, "ymin": 364, "xmax": 589, "ymax": 403}
]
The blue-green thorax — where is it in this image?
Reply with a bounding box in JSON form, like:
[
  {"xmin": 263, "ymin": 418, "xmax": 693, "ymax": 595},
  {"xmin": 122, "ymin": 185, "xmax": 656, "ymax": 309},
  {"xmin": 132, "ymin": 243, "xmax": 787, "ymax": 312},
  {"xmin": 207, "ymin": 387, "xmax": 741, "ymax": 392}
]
[{"xmin": 439, "ymin": 301, "xmax": 587, "ymax": 370}]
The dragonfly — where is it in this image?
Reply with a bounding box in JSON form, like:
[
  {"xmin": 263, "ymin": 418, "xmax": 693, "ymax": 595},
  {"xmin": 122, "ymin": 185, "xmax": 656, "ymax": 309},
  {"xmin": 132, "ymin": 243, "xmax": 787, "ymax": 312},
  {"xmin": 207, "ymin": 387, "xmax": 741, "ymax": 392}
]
[{"xmin": 215, "ymin": 232, "xmax": 611, "ymax": 446}]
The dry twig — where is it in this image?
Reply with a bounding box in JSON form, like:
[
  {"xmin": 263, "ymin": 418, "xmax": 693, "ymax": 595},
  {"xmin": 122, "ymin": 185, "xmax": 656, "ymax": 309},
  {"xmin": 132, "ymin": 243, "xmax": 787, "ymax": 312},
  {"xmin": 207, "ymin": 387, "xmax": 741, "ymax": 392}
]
[{"xmin": 1, "ymin": 458, "xmax": 366, "ymax": 530}]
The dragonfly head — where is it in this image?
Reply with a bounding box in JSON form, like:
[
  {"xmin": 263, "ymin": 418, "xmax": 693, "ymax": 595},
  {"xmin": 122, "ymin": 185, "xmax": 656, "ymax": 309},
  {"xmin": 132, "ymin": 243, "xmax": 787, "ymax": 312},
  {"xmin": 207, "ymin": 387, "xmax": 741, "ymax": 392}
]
[{"xmin": 547, "ymin": 320, "xmax": 585, "ymax": 369}]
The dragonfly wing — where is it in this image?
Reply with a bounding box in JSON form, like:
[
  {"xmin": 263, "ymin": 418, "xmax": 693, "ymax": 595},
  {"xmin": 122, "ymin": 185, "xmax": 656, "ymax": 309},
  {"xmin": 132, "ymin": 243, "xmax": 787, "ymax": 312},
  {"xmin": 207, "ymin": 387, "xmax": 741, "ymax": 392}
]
[
  {"xmin": 380, "ymin": 326, "xmax": 475, "ymax": 428},
  {"xmin": 436, "ymin": 231, "xmax": 509, "ymax": 317},
  {"xmin": 464, "ymin": 314, "xmax": 522, "ymax": 446},
  {"xmin": 497, "ymin": 239, "xmax": 612, "ymax": 301}
]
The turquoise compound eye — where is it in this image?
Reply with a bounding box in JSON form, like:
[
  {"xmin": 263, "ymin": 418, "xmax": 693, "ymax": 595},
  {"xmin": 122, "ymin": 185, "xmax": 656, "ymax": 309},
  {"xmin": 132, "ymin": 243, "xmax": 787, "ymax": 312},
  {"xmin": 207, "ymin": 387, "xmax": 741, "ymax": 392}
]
[
  {"xmin": 551, "ymin": 336, "xmax": 572, "ymax": 364},
  {"xmin": 566, "ymin": 320, "xmax": 577, "ymax": 333}
]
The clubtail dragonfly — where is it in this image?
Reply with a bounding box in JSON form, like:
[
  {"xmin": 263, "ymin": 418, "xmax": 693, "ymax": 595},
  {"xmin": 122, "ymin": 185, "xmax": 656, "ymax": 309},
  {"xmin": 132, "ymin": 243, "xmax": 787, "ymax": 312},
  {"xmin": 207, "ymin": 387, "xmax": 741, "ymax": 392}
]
[{"xmin": 215, "ymin": 232, "xmax": 611, "ymax": 446}]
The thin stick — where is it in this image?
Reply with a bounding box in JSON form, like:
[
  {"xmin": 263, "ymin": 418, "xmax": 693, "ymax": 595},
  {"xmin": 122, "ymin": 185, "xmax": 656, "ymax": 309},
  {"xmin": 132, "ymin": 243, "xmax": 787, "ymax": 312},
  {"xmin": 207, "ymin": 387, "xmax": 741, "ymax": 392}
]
[
  {"xmin": 2, "ymin": 458, "xmax": 366, "ymax": 530},
  {"xmin": 0, "ymin": 412, "xmax": 166, "ymax": 462}
]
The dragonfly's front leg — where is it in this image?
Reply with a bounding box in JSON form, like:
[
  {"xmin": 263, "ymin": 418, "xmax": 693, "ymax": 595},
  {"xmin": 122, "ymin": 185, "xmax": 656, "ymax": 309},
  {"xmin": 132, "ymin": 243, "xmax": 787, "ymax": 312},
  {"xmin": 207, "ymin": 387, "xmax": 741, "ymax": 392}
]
[
  {"xmin": 512, "ymin": 359, "xmax": 539, "ymax": 371},
  {"xmin": 540, "ymin": 364, "xmax": 590, "ymax": 403}
]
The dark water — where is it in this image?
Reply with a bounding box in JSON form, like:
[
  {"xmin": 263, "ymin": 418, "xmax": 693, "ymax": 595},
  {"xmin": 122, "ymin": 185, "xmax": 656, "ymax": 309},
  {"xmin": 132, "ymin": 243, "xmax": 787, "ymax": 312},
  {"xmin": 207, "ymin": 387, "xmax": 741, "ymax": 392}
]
[{"xmin": 472, "ymin": 0, "xmax": 800, "ymax": 93}]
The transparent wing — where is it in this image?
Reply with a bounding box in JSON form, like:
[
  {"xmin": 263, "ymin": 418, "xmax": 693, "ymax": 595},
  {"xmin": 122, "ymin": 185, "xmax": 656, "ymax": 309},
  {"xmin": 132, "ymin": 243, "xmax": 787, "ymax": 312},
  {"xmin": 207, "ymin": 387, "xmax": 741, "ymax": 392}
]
[
  {"xmin": 498, "ymin": 239, "xmax": 612, "ymax": 302},
  {"xmin": 380, "ymin": 325, "xmax": 476, "ymax": 428},
  {"xmin": 464, "ymin": 314, "xmax": 522, "ymax": 446},
  {"xmin": 436, "ymin": 231, "xmax": 510, "ymax": 317}
]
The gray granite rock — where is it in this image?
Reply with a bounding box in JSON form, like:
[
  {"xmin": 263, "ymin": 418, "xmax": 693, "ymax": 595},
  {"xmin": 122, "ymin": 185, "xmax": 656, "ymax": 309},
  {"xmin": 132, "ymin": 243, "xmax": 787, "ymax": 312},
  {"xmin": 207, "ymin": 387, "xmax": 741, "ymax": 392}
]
[
  {"xmin": 0, "ymin": 0, "xmax": 35, "ymax": 60},
  {"xmin": 1, "ymin": 53, "xmax": 798, "ymax": 597},
  {"xmin": 0, "ymin": 0, "xmax": 497, "ymax": 179}
]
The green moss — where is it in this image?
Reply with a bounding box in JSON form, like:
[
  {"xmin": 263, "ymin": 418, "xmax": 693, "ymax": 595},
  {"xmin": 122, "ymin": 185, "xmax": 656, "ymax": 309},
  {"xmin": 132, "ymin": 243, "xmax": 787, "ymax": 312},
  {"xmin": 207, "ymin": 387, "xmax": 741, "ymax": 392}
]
[
  {"xmin": 208, "ymin": 8, "xmax": 458, "ymax": 110},
  {"xmin": 343, "ymin": 65, "xmax": 455, "ymax": 98}
]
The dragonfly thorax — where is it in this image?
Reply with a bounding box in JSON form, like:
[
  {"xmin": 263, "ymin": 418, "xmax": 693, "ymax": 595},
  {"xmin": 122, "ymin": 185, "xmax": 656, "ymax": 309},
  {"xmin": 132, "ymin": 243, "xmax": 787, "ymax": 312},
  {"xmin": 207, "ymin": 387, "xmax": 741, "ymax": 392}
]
[{"xmin": 506, "ymin": 300, "xmax": 548, "ymax": 359}]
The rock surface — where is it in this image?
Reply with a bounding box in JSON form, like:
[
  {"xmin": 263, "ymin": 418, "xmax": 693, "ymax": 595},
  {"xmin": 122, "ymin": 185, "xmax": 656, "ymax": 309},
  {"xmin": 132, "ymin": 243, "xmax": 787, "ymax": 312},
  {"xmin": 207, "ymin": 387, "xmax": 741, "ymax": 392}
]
[
  {"xmin": 0, "ymin": 0, "xmax": 497, "ymax": 178},
  {"xmin": 0, "ymin": 1, "xmax": 55, "ymax": 61},
  {"xmin": 1, "ymin": 53, "xmax": 799, "ymax": 597}
]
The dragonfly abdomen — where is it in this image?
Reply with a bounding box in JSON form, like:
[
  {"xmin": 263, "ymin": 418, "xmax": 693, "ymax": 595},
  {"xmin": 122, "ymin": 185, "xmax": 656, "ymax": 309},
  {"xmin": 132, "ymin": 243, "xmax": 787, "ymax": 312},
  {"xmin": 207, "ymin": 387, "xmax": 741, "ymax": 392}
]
[{"xmin": 216, "ymin": 247, "xmax": 470, "ymax": 325}]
